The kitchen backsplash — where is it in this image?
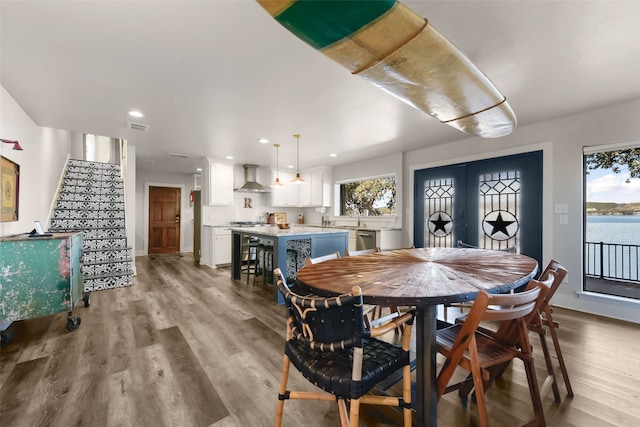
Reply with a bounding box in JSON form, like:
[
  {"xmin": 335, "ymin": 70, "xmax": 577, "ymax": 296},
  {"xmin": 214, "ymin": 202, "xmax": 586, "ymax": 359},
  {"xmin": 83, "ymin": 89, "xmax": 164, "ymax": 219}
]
[
  {"xmin": 202, "ymin": 192, "xmax": 300, "ymax": 226},
  {"xmin": 201, "ymin": 189, "xmax": 400, "ymax": 229}
]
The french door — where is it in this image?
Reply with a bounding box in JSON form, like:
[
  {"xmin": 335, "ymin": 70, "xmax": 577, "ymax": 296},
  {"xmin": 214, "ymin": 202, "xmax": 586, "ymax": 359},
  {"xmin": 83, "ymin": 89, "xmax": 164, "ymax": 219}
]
[{"xmin": 414, "ymin": 151, "xmax": 543, "ymax": 266}]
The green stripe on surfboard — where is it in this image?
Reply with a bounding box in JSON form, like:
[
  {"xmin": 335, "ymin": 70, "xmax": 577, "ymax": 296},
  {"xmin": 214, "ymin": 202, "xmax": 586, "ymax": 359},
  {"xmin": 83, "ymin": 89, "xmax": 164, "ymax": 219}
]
[{"xmin": 274, "ymin": 0, "xmax": 396, "ymax": 50}]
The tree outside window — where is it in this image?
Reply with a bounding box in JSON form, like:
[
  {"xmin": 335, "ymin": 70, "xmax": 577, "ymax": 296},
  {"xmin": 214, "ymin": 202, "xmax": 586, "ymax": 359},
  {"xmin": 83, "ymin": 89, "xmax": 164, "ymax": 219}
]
[{"xmin": 339, "ymin": 175, "xmax": 396, "ymax": 216}]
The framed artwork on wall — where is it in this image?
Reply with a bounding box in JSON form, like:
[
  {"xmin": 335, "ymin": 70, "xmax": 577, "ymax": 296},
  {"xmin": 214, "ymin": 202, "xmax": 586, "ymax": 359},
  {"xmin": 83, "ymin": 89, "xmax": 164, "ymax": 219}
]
[
  {"xmin": 1, "ymin": 156, "xmax": 20, "ymax": 222},
  {"xmin": 274, "ymin": 212, "xmax": 287, "ymax": 224}
]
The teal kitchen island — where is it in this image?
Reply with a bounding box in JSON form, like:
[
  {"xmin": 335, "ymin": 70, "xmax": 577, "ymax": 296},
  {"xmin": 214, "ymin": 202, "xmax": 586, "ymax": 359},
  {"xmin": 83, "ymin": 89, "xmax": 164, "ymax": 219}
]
[{"xmin": 230, "ymin": 225, "xmax": 348, "ymax": 303}]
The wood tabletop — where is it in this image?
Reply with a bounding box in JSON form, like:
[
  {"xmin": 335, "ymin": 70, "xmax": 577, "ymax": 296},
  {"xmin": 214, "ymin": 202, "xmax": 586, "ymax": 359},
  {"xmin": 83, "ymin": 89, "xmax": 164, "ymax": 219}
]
[{"xmin": 295, "ymin": 247, "xmax": 539, "ymax": 306}]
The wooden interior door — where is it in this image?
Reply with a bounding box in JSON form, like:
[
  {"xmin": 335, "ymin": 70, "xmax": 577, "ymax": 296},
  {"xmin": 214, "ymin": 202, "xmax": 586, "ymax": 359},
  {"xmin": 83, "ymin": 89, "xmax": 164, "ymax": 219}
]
[{"xmin": 149, "ymin": 186, "xmax": 181, "ymax": 254}]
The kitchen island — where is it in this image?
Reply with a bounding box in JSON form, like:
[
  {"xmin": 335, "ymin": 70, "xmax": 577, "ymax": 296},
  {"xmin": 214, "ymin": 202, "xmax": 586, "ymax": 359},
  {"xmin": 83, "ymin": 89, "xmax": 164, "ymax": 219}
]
[{"xmin": 229, "ymin": 226, "xmax": 348, "ymax": 303}]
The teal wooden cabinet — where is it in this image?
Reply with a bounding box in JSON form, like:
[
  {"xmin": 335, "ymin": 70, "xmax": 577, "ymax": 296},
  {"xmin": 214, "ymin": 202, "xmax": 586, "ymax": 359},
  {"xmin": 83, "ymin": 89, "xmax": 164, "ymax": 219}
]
[{"xmin": 0, "ymin": 232, "xmax": 84, "ymax": 338}]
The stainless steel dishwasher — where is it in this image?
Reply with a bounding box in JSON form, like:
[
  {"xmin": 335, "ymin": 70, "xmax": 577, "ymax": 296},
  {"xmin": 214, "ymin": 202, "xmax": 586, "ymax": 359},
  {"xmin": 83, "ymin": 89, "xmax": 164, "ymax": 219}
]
[{"xmin": 356, "ymin": 230, "xmax": 377, "ymax": 250}]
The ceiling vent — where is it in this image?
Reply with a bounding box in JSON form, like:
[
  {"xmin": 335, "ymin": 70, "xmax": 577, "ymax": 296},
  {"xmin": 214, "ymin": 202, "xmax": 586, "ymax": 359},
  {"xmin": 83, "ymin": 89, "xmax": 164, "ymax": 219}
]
[
  {"xmin": 126, "ymin": 121, "xmax": 149, "ymax": 132},
  {"xmin": 168, "ymin": 152, "xmax": 190, "ymax": 159}
]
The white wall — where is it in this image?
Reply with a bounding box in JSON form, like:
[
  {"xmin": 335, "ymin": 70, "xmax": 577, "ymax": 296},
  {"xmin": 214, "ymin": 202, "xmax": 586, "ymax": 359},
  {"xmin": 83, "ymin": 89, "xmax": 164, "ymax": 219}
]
[
  {"xmin": 4, "ymin": 80, "xmax": 639, "ymax": 323},
  {"xmin": 403, "ymin": 97, "xmax": 640, "ymax": 323},
  {"xmin": 135, "ymin": 168, "xmax": 195, "ymax": 256},
  {"xmin": 125, "ymin": 145, "xmax": 136, "ymax": 270},
  {"xmin": 1, "ymin": 86, "xmax": 70, "ymax": 236},
  {"xmin": 330, "ymin": 151, "xmax": 403, "ymax": 229}
]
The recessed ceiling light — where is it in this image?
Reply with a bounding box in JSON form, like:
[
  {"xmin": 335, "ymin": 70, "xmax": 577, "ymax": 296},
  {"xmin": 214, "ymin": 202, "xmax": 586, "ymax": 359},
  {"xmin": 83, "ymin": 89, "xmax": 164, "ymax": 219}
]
[
  {"xmin": 226, "ymin": 155, "xmax": 234, "ymax": 160},
  {"xmin": 128, "ymin": 110, "xmax": 144, "ymax": 118},
  {"xmin": 196, "ymin": 167, "xmax": 202, "ymax": 172},
  {"xmin": 287, "ymin": 164, "xmax": 294, "ymax": 169},
  {"xmin": 258, "ymin": 138, "xmax": 269, "ymax": 144},
  {"xmin": 329, "ymin": 153, "xmax": 337, "ymax": 157}
]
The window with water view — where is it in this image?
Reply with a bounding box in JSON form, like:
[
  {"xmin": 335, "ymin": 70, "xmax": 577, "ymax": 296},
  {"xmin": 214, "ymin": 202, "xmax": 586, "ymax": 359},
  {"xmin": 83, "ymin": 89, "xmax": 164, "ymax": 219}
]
[{"xmin": 584, "ymin": 145, "xmax": 640, "ymax": 299}]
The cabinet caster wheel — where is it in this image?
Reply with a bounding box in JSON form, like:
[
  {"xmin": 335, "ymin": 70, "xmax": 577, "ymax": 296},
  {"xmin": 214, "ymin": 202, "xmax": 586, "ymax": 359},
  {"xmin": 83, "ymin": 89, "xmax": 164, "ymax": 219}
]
[
  {"xmin": 66, "ymin": 317, "xmax": 81, "ymax": 331},
  {"xmin": 83, "ymin": 292, "xmax": 91, "ymax": 307}
]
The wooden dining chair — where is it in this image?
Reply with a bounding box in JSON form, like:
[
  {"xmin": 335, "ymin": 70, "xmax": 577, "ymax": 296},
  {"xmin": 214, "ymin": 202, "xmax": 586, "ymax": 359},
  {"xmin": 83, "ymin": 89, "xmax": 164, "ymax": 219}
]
[
  {"xmin": 461, "ymin": 261, "xmax": 572, "ymax": 404},
  {"xmin": 344, "ymin": 248, "xmax": 380, "ymax": 256},
  {"xmin": 304, "ymin": 251, "xmax": 341, "ymax": 265},
  {"xmin": 436, "ymin": 279, "xmax": 549, "ymax": 427},
  {"xmin": 273, "ymin": 268, "xmax": 416, "ymax": 427},
  {"xmin": 529, "ymin": 260, "xmax": 572, "ymax": 402}
]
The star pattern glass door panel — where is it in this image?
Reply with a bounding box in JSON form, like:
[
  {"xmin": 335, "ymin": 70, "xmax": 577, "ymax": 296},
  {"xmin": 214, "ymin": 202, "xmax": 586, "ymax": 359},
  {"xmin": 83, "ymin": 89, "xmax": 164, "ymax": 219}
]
[{"xmin": 414, "ymin": 151, "xmax": 542, "ymax": 266}]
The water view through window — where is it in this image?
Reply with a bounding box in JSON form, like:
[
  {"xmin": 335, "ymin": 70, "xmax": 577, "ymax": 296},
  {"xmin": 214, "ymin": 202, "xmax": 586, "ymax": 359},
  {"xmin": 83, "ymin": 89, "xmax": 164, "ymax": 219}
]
[{"xmin": 584, "ymin": 146, "xmax": 640, "ymax": 299}]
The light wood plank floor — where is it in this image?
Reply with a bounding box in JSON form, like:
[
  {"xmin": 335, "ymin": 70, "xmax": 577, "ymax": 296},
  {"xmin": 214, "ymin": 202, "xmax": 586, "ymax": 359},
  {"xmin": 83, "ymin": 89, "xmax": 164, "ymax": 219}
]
[{"xmin": 1, "ymin": 253, "xmax": 639, "ymax": 426}]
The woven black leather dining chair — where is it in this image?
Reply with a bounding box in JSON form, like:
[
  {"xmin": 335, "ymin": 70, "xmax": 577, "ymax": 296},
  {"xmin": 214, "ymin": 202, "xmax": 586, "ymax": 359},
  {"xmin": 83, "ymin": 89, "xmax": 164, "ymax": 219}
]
[{"xmin": 273, "ymin": 268, "xmax": 415, "ymax": 427}]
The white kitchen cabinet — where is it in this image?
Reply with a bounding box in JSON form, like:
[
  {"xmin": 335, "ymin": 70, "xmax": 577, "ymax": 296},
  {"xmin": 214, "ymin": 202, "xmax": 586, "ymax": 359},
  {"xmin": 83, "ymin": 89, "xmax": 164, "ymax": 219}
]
[
  {"xmin": 271, "ymin": 166, "xmax": 332, "ymax": 207},
  {"xmin": 296, "ymin": 171, "xmax": 313, "ymax": 206},
  {"xmin": 378, "ymin": 229, "xmax": 402, "ymax": 251},
  {"xmin": 203, "ymin": 158, "xmax": 234, "ymax": 206},
  {"xmin": 271, "ymin": 169, "xmax": 293, "ymax": 206},
  {"xmin": 347, "ymin": 229, "xmax": 357, "ymax": 253},
  {"xmin": 308, "ymin": 166, "xmax": 332, "ymax": 207},
  {"xmin": 213, "ymin": 228, "xmax": 232, "ymax": 265}
]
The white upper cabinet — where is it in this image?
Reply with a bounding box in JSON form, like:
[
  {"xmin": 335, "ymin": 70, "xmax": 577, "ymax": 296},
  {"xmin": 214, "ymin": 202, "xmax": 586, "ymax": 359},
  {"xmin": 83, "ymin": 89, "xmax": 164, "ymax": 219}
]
[
  {"xmin": 271, "ymin": 169, "xmax": 300, "ymax": 207},
  {"xmin": 271, "ymin": 166, "xmax": 332, "ymax": 207},
  {"xmin": 308, "ymin": 166, "xmax": 332, "ymax": 207},
  {"xmin": 202, "ymin": 158, "xmax": 234, "ymax": 206}
]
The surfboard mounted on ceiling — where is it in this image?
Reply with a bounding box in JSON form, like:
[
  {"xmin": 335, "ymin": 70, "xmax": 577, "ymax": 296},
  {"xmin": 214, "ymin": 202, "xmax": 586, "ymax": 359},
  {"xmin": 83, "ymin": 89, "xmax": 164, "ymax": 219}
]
[{"xmin": 256, "ymin": 0, "xmax": 516, "ymax": 138}]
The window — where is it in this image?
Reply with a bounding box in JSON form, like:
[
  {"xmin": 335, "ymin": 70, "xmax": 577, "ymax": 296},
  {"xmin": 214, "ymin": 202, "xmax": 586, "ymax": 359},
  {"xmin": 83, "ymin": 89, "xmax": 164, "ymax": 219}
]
[
  {"xmin": 583, "ymin": 143, "xmax": 640, "ymax": 299},
  {"xmin": 338, "ymin": 175, "xmax": 396, "ymax": 217}
]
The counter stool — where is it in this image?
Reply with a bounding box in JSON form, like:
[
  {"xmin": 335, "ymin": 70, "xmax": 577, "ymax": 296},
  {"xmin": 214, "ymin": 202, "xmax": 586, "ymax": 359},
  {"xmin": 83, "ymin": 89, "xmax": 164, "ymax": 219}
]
[
  {"xmin": 259, "ymin": 244, "xmax": 274, "ymax": 293},
  {"xmin": 241, "ymin": 236, "xmax": 260, "ymax": 286}
]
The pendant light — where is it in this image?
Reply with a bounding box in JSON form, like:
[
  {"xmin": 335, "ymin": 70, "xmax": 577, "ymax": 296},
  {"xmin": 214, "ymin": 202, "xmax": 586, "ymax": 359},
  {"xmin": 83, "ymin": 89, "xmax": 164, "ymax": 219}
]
[
  {"xmin": 271, "ymin": 143, "xmax": 284, "ymax": 187},
  {"xmin": 291, "ymin": 134, "xmax": 305, "ymax": 184}
]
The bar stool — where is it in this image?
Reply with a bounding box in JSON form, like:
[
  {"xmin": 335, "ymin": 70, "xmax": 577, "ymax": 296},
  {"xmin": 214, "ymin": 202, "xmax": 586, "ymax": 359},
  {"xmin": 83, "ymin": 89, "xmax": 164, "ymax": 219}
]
[
  {"xmin": 260, "ymin": 244, "xmax": 274, "ymax": 293},
  {"xmin": 241, "ymin": 236, "xmax": 260, "ymax": 286}
]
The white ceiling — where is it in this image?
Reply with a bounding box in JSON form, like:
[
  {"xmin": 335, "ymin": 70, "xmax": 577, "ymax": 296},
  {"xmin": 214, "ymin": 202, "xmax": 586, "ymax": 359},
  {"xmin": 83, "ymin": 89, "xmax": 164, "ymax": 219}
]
[{"xmin": 2, "ymin": 1, "xmax": 640, "ymax": 175}]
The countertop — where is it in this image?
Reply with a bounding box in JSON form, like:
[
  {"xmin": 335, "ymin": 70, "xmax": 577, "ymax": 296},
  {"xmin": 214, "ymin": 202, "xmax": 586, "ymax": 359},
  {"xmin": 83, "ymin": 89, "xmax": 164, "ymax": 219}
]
[
  {"xmin": 206, "ymin": 224, "xmax": 401, "ymax": 232},
  {"xmin": 304, "ymin": 225, "xmax": 402, "ymax": 232},
  {"xmin": 228, "ymin": 225, "xmax": 349, "ymax": 236}
]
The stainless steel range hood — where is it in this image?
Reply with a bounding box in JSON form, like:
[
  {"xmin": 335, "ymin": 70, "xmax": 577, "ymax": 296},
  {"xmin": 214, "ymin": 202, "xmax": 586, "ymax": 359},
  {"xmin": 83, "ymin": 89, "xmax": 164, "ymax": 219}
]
[{"xmin": 236, "ymin": 164, "xmax": 270, "ymax": 193}]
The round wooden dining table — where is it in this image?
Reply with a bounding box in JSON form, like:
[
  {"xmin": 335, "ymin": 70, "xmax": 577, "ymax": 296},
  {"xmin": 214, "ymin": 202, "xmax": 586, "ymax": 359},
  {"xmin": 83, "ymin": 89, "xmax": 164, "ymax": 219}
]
[{"xmin": 295, "ymin": 247, "xmax": 538, "ymax": 426}]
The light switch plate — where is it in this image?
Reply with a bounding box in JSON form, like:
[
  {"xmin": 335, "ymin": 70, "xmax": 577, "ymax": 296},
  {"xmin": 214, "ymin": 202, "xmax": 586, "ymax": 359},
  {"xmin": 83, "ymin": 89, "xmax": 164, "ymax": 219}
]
[{"xmin": 555, "ymin": 203, "xmax": 568, "ymax": 214}]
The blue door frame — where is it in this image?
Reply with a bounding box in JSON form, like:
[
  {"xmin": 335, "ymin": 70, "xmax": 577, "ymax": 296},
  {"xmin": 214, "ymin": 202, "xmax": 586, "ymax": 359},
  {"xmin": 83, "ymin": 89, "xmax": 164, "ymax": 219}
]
[{"xmin": 414, "ymin": 151, "xmax": 543, "ymax": 267}]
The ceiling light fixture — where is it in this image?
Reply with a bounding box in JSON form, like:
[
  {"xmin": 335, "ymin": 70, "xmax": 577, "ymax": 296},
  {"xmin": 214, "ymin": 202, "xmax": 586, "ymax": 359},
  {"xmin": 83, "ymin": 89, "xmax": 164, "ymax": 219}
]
[
  {"xmin": 128, "ymin": 110, "xmax": 144, "ymax": 118},
  {"xmin": 1, "ymin": 138, "xmax": 23, "ymax": 150},
  {"xmin": 290, "ymin": 134, "xmax": 305, "ymax": 184},
  {"xmin": 258, "ymin": 138, "xmax": 269, "ymax": 144},
  {"xmin": 271, "ymin": 143, "xmax": 284, "ymax": 187}
]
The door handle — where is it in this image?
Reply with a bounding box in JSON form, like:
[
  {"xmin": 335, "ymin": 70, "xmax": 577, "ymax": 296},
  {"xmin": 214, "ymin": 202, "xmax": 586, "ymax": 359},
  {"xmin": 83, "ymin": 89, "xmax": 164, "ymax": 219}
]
[{"xmin": 175, "ymin": 215, "xmax": 180, "ymax": 223}]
